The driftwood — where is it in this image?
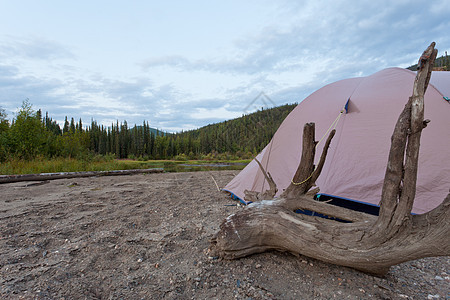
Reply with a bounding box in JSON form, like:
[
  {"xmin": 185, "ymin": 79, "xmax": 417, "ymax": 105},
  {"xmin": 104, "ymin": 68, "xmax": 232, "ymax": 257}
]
[
  {"xmin": 210, "ymin": 42, "xmax": 450, "ymax": 275},
  {"xmin": 0, "ymin": 168, "xmax": 163, "ymax": 184}
]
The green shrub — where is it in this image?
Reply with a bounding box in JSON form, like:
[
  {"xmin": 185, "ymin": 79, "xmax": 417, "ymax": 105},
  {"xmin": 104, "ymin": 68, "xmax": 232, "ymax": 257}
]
[{"xmin": 174, "ymin": 154, "xmax": 188, "ymax": 161}]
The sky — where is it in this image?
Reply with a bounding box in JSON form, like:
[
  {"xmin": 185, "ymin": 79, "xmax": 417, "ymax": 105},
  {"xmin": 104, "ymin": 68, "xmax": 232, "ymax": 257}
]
[{"xmin": 0, "ymin": 0, "xmax": 449, "ymax": 132}]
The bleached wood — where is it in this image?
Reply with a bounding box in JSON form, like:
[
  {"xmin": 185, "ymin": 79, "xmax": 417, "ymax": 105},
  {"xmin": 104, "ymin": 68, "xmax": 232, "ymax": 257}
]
[{"xmin": 211, "ymin": 43, "xmax": 449, "ymax": 275}]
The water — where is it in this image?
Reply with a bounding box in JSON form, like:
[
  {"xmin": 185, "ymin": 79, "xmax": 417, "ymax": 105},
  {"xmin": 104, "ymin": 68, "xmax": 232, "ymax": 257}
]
[{"xmin": 163, "ymin": 162, "xmax": 247, "ymax": 172}]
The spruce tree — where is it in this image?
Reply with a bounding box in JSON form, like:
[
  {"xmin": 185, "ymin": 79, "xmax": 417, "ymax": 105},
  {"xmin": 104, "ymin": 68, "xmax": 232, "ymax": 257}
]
[
  {"xmin": 69, "ymin": 118, "xmax": 76, "ymax": 135},
  {"xmin": 63, "ymin": 116, "xmax": 69, "ymax": 134}
]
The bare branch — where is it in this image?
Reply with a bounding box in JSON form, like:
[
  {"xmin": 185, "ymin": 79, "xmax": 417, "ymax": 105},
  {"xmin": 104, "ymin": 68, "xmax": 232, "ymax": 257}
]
[
  {"xmin": 309, "ymin": 129, "xmax": 336, "ymax": 187},
  {"xmin": 373, "ymin": 42, "xmax": 437, "ymax": 240},
  {"xmin": 281, "ymin": 123, "xmax": 316, "ymax": 198},
  {"xmin": 254, "ymin": 158, "xmax": 278, "ymax": 199}
]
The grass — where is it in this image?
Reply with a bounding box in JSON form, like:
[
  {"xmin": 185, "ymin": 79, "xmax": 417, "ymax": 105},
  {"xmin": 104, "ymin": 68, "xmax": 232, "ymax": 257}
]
[{"xmin": 0, "ymin": 157, "xmax": 251, "ymax": 175}]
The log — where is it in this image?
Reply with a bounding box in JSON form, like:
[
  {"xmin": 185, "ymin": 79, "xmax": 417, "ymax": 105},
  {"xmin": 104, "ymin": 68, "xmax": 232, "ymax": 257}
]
[
  {"xmin": 0, "ymin": 168, "xmax": 164, "ymax": 184},
  {"xmin": 211, "ymin": 42, "xmax": 450, "ymax": 275}
]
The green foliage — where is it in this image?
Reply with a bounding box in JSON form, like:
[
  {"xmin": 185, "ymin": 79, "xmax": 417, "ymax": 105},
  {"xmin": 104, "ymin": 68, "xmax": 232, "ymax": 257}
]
[
  {"xmin": 4, "ymin": 100, "xmax": 48, "ymax": 160},
  {"xmin": 0, "ymin": 156, "xmax": 251, "ymax": 175},
  {"xmin": 0, "ymin": 107, "xmax": 8, "ymax": 134},
  {"xmin": 0, "ymin": 99, "xmax": 296, "ymax": 165},
  {"xmin": 174, "ymin": 153, "xmax": 189, "ymax": 161},
  {"xmin": 63, "ymin": 116, "xmax": 69, "ymax": 134},
  {"xmin": 0, "ymin": 156, "xmax": 135, "ymax": 175},
  {"xmin": 81, "ymin": 104, "xmax": 296, "ymax": 161},
  {"xmin": 0, "ymin": 107, "xmax": 10, "ymax": 161},
  {"xmin": 57, "ymin": 130, "xmax": 90, "ymax": 159},
  {"xmin": 169, "ymin": 103, "xmax": 297, "ymax": 157}
]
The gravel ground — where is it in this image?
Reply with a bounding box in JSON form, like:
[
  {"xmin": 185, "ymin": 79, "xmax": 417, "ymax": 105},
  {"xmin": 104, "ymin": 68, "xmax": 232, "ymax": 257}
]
[{"xmin": 1, "ymin": 170, "xmax": 448, "ymax": 299}]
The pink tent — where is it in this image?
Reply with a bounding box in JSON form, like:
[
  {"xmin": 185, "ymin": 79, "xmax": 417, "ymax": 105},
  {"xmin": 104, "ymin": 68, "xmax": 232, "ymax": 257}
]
[{"xmin": 224, "ymin": 68, "xmax": 450, "ymax": 214}]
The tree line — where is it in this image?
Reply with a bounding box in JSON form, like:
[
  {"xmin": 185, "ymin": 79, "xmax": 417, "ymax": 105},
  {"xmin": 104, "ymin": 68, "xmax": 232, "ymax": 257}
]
[
  {"xmin": 0, "ymin": 99, "xmax": 296, "ymax": 162},
  {"xmin": 407, "ymin": 53, "xmax": 450, "ymax": 71}
]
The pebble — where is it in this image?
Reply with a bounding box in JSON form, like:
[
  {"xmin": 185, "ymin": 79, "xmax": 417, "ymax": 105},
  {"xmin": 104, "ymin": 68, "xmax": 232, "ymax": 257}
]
[
  {"xmin": 434, "ymin": 276, "xmax": 443, "ymax": 280},
  {"xmin": 255, "ymin": 264, "xmax": 261, "ymax": 269}
]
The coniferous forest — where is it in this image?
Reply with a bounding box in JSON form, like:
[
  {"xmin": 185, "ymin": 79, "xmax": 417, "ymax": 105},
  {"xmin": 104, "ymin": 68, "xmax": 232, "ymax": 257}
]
[
  {"xmin": 3, "ymin": 57, "xmax": 447, "ymax": 166},
  {"xmin": 0, "ymin": 99, "xmax": 296, "ymax": 163}
]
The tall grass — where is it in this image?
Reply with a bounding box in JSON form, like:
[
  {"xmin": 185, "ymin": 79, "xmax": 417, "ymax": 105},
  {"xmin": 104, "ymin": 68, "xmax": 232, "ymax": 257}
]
[
  {"xmin": 0, "ymin": 156, "xmax": 158, "ymax": 175},
  {"xmin": 0, "ymin": 157, "xmax": 251, "ymax": 175}
]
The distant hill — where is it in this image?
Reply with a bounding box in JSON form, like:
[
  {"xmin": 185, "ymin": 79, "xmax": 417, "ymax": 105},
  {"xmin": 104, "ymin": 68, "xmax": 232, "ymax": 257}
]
[
  {"xmin": 172, "ymin": 103, "xmax": 297, "ymax": 157},
  {"xmin": 137, "ymin": 126, "xmax": 166, "ymax": 136},
  {"xmin": 407, "ymin": 52, "xmax": 449, "ymax": 71},
  {"xmin": 83, "ymin": 103, "xmax": 298, "ymax": 160}
]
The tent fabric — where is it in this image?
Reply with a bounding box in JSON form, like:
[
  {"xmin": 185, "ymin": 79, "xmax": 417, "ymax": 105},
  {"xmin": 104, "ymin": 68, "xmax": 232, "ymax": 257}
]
[{"xmin": 224, "ymin": 68, "xmax": 450, "ymax": 214}]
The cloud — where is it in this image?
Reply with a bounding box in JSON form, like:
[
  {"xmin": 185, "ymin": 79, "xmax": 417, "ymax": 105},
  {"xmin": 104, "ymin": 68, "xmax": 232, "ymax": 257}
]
[
  {"xmin": 140, "ymin": 55, "xmax": 192, "ymax": 70},
  {"xmin": 1, "ymin": 1, "xmax": 449, "ymax": 133},
  {"xmin": 0, "ymin": 35, "xmax": 75, "ymax": 61},
  {"xmin": 429, "ymin": 1, "xmax": 450, "ymax": 16},
  {"xmin": 0, "ymin": 61, "xmax": 226, "ymax": 132},
  {"xmin": 0, "ymin": 63, "xmax": 63, "ymax": 114},
  {"xmin": 0, "ymin": 64, "xmax": 19, "ymax": 78},
  {"xmin": 190, "ymin": 103, "xmax": 241, "ymax": 120},
  {"xmin": 140, "ymin": 0, "xmax": 449, "ymax": 82}
]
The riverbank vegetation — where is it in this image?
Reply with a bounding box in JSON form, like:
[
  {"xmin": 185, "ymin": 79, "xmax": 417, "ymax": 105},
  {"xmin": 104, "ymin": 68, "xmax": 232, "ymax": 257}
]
[{"xmin": 0, "ymin": 100, "xmax": 293, "ymax": 174}]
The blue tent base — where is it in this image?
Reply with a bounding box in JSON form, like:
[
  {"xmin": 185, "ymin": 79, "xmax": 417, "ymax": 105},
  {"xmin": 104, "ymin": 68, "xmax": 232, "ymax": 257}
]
[
  {"xmin": 315, "ymin": 193, "xmax": 380, "ymax": 216},
  {"xmin": 294, "ymin": 208, "xmax": 351, "ymax": 223},
  {"xmin": 223, "ymin": 190, "xmax": 386, "ymax": 222},
  {"xmin": 223, "ymin": 190, "xmax": 380, "ymax": 216},
  {"xmin": 223, "ymin": 189, "xmax": 253, "ymax": 205}
]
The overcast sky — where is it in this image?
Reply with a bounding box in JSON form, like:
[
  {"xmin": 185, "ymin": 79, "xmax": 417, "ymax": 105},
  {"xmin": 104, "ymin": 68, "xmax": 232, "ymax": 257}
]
[{"xmin": 0, "ymin": 0, "xmax": 449, "ymax": 132}]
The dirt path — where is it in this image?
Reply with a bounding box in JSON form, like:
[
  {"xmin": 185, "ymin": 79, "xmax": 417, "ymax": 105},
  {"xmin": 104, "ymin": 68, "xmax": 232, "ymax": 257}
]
[{"xmin": 1, "ymin": 171, "xmax": 448, "ymax": 299}]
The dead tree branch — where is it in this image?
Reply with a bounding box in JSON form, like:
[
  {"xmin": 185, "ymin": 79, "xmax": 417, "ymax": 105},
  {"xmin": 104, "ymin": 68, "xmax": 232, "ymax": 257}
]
[{"xmin": 211, "ymin": 42, "xmax": 449, "ymax": 275}]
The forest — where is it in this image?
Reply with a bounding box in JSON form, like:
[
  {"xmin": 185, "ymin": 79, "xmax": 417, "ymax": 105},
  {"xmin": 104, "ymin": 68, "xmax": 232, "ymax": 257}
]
[
  {"xmin": 0, "ymin": 100, "xmax": 296, "ymax": 163},
  {"xmin": 2, "ymin": 55, "xmax": 448, "ymax": 166}
]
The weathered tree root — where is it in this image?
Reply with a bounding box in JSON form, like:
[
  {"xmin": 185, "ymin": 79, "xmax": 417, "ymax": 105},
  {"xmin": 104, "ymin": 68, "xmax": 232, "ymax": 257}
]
[{"xmin": 211, "ymin": 42, "xmax": 450, "ymax": 275}]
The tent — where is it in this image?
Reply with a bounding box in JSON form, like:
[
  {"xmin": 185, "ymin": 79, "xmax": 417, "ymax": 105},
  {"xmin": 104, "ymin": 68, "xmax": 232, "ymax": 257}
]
[{"xmin": 224, "ymin": 68, "xmax": 450, "ymax": 214}]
